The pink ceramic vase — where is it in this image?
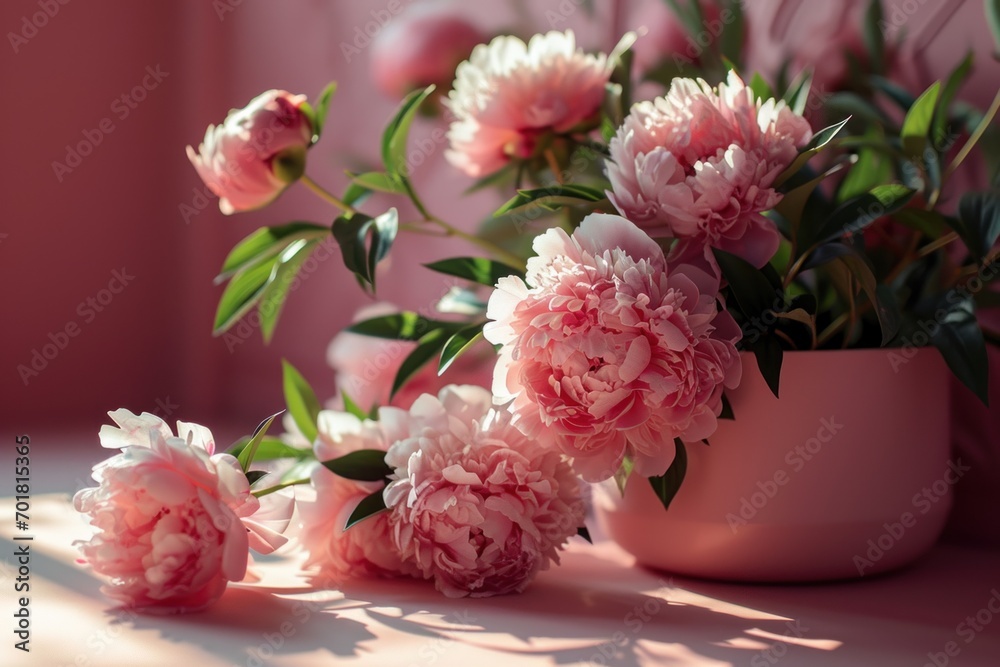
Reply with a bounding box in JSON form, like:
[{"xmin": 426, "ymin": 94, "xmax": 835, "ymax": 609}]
[{"xmin": 594, "ymin": 347, "xmax": 953, "ymax": 582}]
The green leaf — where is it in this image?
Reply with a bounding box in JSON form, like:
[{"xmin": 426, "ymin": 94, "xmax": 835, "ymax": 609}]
[
  {"xmin": 217, "ymin": 222, "xmax": 329, "ymax": 282},
  {"xmin": 382, "ymin": 85, "xmax": 435, "ymax": 176},
  {"xmin": 348, "ymin": 171, "xmax": 406, "ymax": 194},
  {"xmin": 424, "ymin": 257, "xmax": 525, "ymax": 286},
  {"xmin": 229, "ymin": 437, "xmax": 310, "ymax": 462},
  {"xmin": 749, "ymin": 72, "xmax": 774, "ymax": 104},
  {"xmin": 777, "ymin": 158, "xmax": 852, "ymax": 236},
  {"xmin": 342, "ymin": 182, "xmax": 373, "ymax": 209},
  {"xmin": 929, "ymin": 296, "xmax": 989, "ymax": 405},
  {"xmin": 331, "ymin": 208, "xmax": 398, "ymax": 291},
  {"xmin": 932, "ymin": 52, "xmax": 973, "ymax": 148},
  {"xmin": 439, "ymin": 324, "xmax": 485, "ymax": 375},
  {"xmin": 775, "ymin": 117, "xmax": 852, "ymax": 187},
  {"xmin": 809, "ymin": 184, "xmax": 916, "ymax": 248},
  {"xmin": 345, "ymin": 489, "xmax": 388, "ymax": 529},
  {"xmin": 871, "ymin": 76, "xmax": 918, "ymax": 112},
  {"xmin": 825, "ymin": 92, "xmax": 892, "ymax": 127},
  {"xmin": 988, "ymin": 0, "xmax": 1000, "ymax": 59},
  {"xmin": 259, "ymin": 239, "xmax": 319, "ymax": 343},
  {"xmin": 348, "ymin": 312, "xmax": 462, "ymax": 340},
  {"xmin": 901, "ymin": 82, "xmax": 941, "ymax": 158},
  {"xmin": 237, "ymin": 410, "xmax": 284, "ymax": 472},
  {"xmin": 835, "ymin": 252, "xmax": 901, "ymax": 345},
  {"xmin": 340, "ymin": 390, "xmax": 369, "ymax": 421},
  {"xmin": 838, "ymin": 133, "xmax": 892, "ymax": 203},
  {"xmin": 282, "ymin": 359, "xmax": 322, "ymax": 443},
  {"xmin": 751, "ymin": 335, "xmax": 784, "ymax": 398},
  {"xmin": 862, "ymin": 0, "xmax": 885, "ymax": 74},
  {"xmin": 367, "ymin": 209, "xmax": 399, "ymax": 291},
  {"xmin": 713, "ymin": 249, "xmax": 780, "ymax": 321},
  {"xmin": 719, "ymin": 393, "xmax": 735, "ymax": 420},
  {"xmin": 311, "ymin": 82, "xmax": 337, "ymax": 139},
  {"xmin": 245, "ymin": 470, "xmax": 269, "ymax": 486},
  {"xmin": 782, "ymin": 70, "xmax": 812, "ymax": 116},
  {"xmin": 957, "ymin": 191, "xmax": 1000, "ymax": 263},
  {"xmin": 494, "ymin": 184, "xmax": 607, "ymax": 217},
  {"xmin": 647, "ymin": 439, "xmax": 688, "ymax": 512},
  {"xmin": 719, "ymin": 0, "xmax": 744, "ymax": 65},
  {"xmin": 213, "ymin": 255, "xmax": 279, "ymax": 334},
  {"xmin": 391, "ymin": 328, "xmax": 452, "ymax": 398},
  {"xmin": 323, "ymin": 449, "xmax": 392, "ymax": 482}
]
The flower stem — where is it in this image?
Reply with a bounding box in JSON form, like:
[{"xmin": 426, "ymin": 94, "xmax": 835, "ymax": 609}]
[
  {"xmin": 252, "ymin": 477, "xmax": 310, "ymax": 498},
  {"xmin": 946, "ymin": 89, "xmax": 1000, "ymax": 181},
  {"xmin": 427, "ymin": 215, "xmax": 527, "ymax": 270},
  {"xmin": 300, "ymin": 174, "xmax": 357, "ymax": 216}
]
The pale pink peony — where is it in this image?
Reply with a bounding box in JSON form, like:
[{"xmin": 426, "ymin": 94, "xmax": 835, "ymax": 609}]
[
  {"xmin": 445, "ymin": 30, "xmax": 611, "ymax": 177},
  {"xmin": 370, "ymin": 4, "xmax": 487, "ymax": 99},
  {"xmin": 382, "ymin": 386, "xmax": 585, "ymax": 598},
  {"xmin": 297, "ymin": 411, "xmax": 414, "ymax": 585},
  {"xmin": 74, "ymin": 410, "xmax": 292, "ymax": 613},
  {"xmin": 327, "ymin": 303, "xmax": 494, "ymax": 413},
  {"xmin": 186, "ymin": 90, "xmax": 313, "ymax": 214},
  {"xmin": 485, "ymin": 214, "xmax": 742, "ymax": 482},
  {"xmin": 606, "ymin": 71, "xmax": 813, "ymax": 267}
]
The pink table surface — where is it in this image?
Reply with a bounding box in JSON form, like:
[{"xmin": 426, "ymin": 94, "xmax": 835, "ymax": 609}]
[
  {"xmin": 0, "ymin": 494, "xmax": 1000, "ymax": 667},
  {"xmin": 4, "ymin": 492, "xmax": 1000, "ymax": 667}
]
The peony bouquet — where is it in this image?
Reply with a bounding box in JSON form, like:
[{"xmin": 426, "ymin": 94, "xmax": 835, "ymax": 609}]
[{"xmin": 76, "ymin": 1, "xmax": 1000, "ymax": 610}]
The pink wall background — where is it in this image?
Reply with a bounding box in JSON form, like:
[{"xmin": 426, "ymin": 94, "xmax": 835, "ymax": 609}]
[
  {"xmin": 0, "ymin": 0, "xmax": 621, "ymax": 438},
  {"xmin": 3, "ymin": 0, "xmax": 997, "ymax": 515}
]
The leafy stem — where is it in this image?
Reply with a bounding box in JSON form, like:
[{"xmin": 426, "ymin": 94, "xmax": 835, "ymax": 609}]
[{"xmin": 300, "ymin": 173, "xmax": 357, "ymax": 216}]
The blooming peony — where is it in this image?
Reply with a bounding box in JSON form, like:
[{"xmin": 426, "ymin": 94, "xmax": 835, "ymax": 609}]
[
  {"xmin": 445, "ymin": 30, "xmax": 611, "ymax": 177},
  {"xmin": 382, "ymin": 386, "xmax": 585, "ymax": 598},
  {"xmin": 74, "ymin": 410, "xmax": 292, "ymax": 613},
  {"xmin": 606, "ymin": 71, "xmax": 813, "ymax": 267},
  {"xmin": 485, "ymin": 214, "xmax": 742, "ymax": 482},
  {"xmin": 297, "ymin": 411, "xmax": 415, "ymax": 585},
  {"xmin": 327, "ymin": 303, "xmax": 494, "ymax": 413},
  {"xmin": 187, "ymin": 90, "xmax": 313, "ymax": 214},
  {"xmin": 370, "ymin": 4, "xmax": 487, "ymax": 99}
]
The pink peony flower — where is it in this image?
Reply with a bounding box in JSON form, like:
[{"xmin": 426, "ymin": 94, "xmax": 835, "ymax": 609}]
[
  {"xmin": 327, "ymin": 303, "xmax": 494, "ymax": 413},
  {"xmin": 445, "ymin": 30, "xmax": 611, "ymax": 177},
  {"xmin": 382, "ymin": 386, "xmax": 585, "ymax": 598},
  {"xmin": 606, "ymin": 71, "xmax": 813, "ymax": 267},
  {"xmin": 485, "ymin": 214, "xmax": 742, "ymax": 482},
  {"xmin": 74, "ymin": 410, "xmax": 292, "ymax": 613},
  {"xmin": 297, "ymin": 411, "xmax": 415, "ymax": 585},
  {"xmin": 186, "ymin": 90, "xmax": 313, "ymax": 214},
  {"xmin": 370, "ymin": 4, "xmax": 487, "ymax": 99}
]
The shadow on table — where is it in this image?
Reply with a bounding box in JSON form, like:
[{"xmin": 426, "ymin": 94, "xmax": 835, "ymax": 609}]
[
  {"xmin": 329, "ymin": 549, "xmax": 841, "ymax": 667},
  {"xmin": 124, "ymin": 587, "xmax": 377, "ymax": 664}
]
